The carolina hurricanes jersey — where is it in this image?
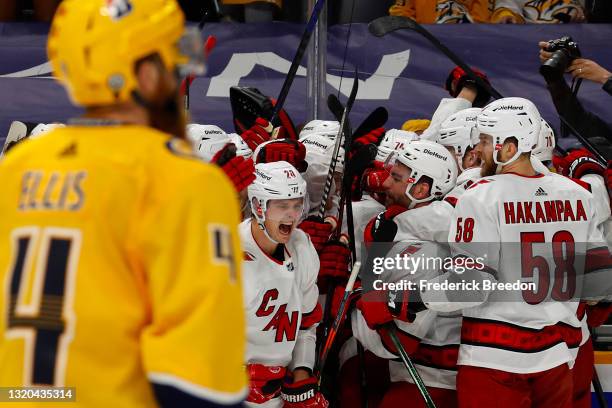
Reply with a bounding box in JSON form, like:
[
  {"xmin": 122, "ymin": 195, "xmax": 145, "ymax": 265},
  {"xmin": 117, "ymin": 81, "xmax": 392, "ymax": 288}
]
[
  {"xmin": 342, "ymin": 194, "xmax": 385, "ymax": 263},
  {"xmin": 239, "ymin": 219, "xmax": 320, "ymax": 371},
  {"xmin": 351, "ymin": 240, "xmax": 446, "ymax": 381},
  {"xmin": 0, "ymin": 126, "xmax": 248, "ymax": 407},
  {"xmin": 444, "ymin": 167, "xmax": 482, "ymax": 204},
  {"xmin": 447, "ymin": 172, "xmax": 611, "ymax": 374},
  {"xmin": 394, "ymin": 200, "xmax": 455, "ymax": 244}
]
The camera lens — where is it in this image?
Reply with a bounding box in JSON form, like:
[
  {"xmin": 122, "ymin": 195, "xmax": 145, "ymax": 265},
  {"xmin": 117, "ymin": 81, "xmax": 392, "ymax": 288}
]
[{"xmin": 540, "ymin": 50, "xmax": 570, "ymax": 80}]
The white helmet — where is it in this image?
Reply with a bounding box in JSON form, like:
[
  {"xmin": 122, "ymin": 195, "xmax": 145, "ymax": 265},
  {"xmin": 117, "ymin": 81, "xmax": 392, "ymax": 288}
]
[
  {"xmin": 375, "ymin": 129, "xmax": 418, "ymax": 163},
  {"xmin": 394, "ymin": 140, "xmax": 458, "ymax": 208},
  {"xmin": 477, "ymin": 97, "xmax": 541, "ymax": 166},
  {"xmin": 186, "ymin": 124, "xmax": 230, "ymax": 162},
  {"xmin": 438, "ymin": 108, "xmax": 481, "ymax": 171},
  {"xmin": 248, "ymin": 161, "xmax": 307, "ymax": 241},
  {"xmin": 228, "ymin": 133, "xmax": 253, "ymax": 159},
  {"xmin": 299, "ymin": 120, "xmax": 340, "ymax": 139},
  {"xmin": 29, "ymin": 123, "xmax": 65, "ymax": 138},
  {"xmin": 531, "ymin": 119, "xmax": 555, "ymax": 163}
]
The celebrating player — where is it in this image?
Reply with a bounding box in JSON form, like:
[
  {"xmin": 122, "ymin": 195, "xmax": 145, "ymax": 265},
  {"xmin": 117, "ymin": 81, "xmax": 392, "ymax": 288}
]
[{"xmin": 242, "ymin": 162, "xmax": 328, "ymax": 408}]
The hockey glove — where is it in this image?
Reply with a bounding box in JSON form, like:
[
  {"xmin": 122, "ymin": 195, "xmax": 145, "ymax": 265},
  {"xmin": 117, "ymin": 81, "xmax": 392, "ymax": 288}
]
[
  {"xmin": 364, "ymin": 205, "xmax": 407, "ymax": 244},
  {"xmin": 356, "ymin": 289, "xmax": 415, "ymax": 331},
  {"xmin": 351, "ymin": 127, "xmax": 386, "ymax": 154},
  {"xmin": 256, "ymin": 139, "xmax": 308, "ymax": 172},
  {"xmin": 298, "ymin": 216, "xmax": 335, "ymax": 253},
  {"xmin": 565, "ymin": 149, "xmax": 605, "ymax": 179},
  {"xmin": 212, "ymin": 144, "xmax": 256, "ymax": 192},
  {"xmin": 247, "ymin": 364, "xmax": 287, "ymax": 404},
  {"xmin": 270, "ymin": 98, "xmax": 299, "ymax": 141},
  {"xmin": 445, "ymin": 66, "xmax": 492, "ymax": 108},
  {"xmin": 241, "ymin": 118, "xmax": 274, "ymax": 151},
  {"xmin": 606, "ymin": 162, "xmax": 612, "ymax": 209},
  {"xmin": 348, "ymin": 144, "xmax": 378, "ymax": 201},
  {"xmin": 319, "ymin": 241, "xmax": 352, "ymax": 284},
  {"xmin": 281, "ymin": 376, "xmax": 329, "ymax": 408},
  {"xmin": 587, "ymin": 303, "xmax": 612, "ymax": 328},
  {"xmin": 362, "ymin": 161, "xmax": 389, "ymax": 194}
]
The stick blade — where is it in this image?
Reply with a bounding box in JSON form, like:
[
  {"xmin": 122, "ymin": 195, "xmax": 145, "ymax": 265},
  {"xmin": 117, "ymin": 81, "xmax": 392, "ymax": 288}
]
[
  {"xmin": 327, "ymin": 94, "xmax": 344, "ymax": 122},
  {"xmin": 368, "ymin": 16, "xmax": 416, "ymax": 37},
  {"xmin": 353, "ymin": 106, "xmax": 388, "ymax": 139}
]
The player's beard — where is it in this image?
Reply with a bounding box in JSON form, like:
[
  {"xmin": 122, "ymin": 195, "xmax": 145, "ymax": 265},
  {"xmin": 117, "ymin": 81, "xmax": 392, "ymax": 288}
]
[
  {"xmin": 147, "ymin": 76, "xmax": 186, "ymax": 140},
  {"xmin": 480, "ymin": 151, "xmax": 497, "ymax": 177}
]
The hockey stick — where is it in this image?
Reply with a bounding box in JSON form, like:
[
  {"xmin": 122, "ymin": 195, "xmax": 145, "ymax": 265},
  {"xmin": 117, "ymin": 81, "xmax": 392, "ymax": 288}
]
[
  {"xmin": 317, "ymin": 73, "xmax": 359, "ymax": 218},
  {"xmin": 181, "ymin": 35, "xmax": 217, "ymax": 114},
  {"xmin": 316, "ymin": 261, "xmax": 362, "ymax": 376},
  {"xmin": 369, "ymin": 16, "xmax": 502, "ymax": 100},
  {"xmin": 369, "ymin": 15, "xmax": 608, "ymax": 164},
  {"xmin": 385, "ymin": 323, "xmax": 437, "ymax": 408},
  {"xmin": 270, "ymin": 0, "xmax": 327, "ymax": 123},
  {"xmin": 353, "ymin": 107, "xmax": 388, "ymax": 140}
]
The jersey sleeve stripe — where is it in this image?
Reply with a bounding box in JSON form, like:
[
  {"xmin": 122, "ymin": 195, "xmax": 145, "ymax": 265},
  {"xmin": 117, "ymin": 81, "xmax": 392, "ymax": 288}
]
[
  {"xmin": 584, "ymin": 247, "xmax": 612, "ymax": 275},
  {"xmin": 300, "ymin": 303, "xmax": 323, "ymax": 329},
  {"xmin": 148, "ymin": 372, "xmax": 247, "ymax": 406}
]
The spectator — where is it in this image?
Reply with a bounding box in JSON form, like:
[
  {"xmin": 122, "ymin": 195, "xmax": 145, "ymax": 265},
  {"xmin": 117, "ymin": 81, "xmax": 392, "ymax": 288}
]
[
  {"xmin": 389, "ymin": 0, "xmax": 490, "ymax": 24},
  {"xmin": 492, "ymin": 0, "xmax": 585, "ymax": 23},
  {"xmin": 538, "ymin": 41, "xmax": 612, "ymax": 159},
  {"xmin": 567, "ymin": 58, "xmax": 612, "ymax": 95},
  {"xmin": 0, "ymin": 0, "xmax": 61, "ymax": 22}
]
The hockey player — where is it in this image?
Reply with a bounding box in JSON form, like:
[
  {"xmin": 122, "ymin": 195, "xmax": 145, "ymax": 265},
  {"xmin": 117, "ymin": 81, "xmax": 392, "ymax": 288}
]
[
  {"xmin": 436, "ymin": 107, "xmax": 483, "ymax": 205},
  {"xmin": 353, "ymin": 140, "xmax": 459, "ymax": 408},
  {"xmin": 434, "ymin": 97, "xmax": 611, "ymax": 407},
  {"xmin": 243, "ymin": 162, "xmax": 328, "ymax": 408},
  {"xmin": 187, "ymin": 123, "xmax": 255, "ymax": 196},
  {"xmin": 0, "ymin": 1, "xmax": 247, "ymax": 407}
]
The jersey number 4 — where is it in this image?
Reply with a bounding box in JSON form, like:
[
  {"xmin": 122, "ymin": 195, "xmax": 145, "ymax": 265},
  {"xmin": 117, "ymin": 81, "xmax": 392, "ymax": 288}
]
[{"xmin": 6, "ymin": 227, "xmax": 81, "ymax": 386}]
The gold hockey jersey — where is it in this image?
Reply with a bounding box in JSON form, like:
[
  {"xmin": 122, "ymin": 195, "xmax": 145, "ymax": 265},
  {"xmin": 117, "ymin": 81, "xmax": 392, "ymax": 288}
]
[{"xmin": 0, "ymin": 125, "xmax": 247, "ymax": 407}]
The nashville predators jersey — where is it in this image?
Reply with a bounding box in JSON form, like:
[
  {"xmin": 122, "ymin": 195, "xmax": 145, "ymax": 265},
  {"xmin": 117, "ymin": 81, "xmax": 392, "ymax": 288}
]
[{"xmin": 0, "ymin": 125, "xmax": 248, "ymax": 407}]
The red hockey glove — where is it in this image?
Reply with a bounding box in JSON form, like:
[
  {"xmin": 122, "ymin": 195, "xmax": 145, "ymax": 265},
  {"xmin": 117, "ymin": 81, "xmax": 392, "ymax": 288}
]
[
  {"xmin": 356, "ymin": 290, "xmax": 393, "ymax": 330},
  {"xmin": 362, "ymin": 162, "xmax": 389, "ymax": 194},
  {"xmin": 256, "ymin": 139, "xmax": 308, "ymax": 172},
  {"xmin": 352, "ymin": 127, "xmax": 386, "ymax": 153},
  {"xmin": 270, "ymin": 98, "xmax": 298, "ymax": 141},
  {"xmin": 565, "ymin": 149, "xmax": 605, "ymax": 179},
  {"xmin": 298, "ymin": 216, "xmax": 335, "ymax": 253},
  {"xmin": 241, "ymin": 118, "xmax": 274, "ymax": 151},
  {"xmin": 364, "ymin": 205, "xmax": 407, "ymax": 244},
  {"xmin": 319, "ymin": 241, "xmax": 351, "ymax": 283},
  {"xmin": 605, "ymin": 162, "xmax": 612, "ymax": 210},
  {"xmin": 212, "ymin": 144, "xmax": 256, "ymax": 192},
  {"xmin": 247, "ymin": 364, "xmax": 287, "ymax": 404},
  {"xmin": 281, "ymin": 376, "xmax": 329, "ymax": 408},
  {"xmin": 445, "ymin": 66, "xmax": 492, "ymax": 108},
  {"xmin": 356, "ymin": 289, "xmax": 415, "ymax": 331}
]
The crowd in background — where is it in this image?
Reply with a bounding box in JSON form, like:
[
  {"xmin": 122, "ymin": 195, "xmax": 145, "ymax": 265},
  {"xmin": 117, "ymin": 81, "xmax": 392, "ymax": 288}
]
[{"xmin": 2, "ymin": 0, "xmax": 611, "ymax": 24}]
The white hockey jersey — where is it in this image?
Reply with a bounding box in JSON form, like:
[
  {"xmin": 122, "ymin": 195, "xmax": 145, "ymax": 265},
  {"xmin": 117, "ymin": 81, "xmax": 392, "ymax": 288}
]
[
  {"xmin": 341, "ymin": 194, "xmax": 385, "ymax": 263},
  {"xmin": 240, "ymin": 220, "xmax": 321, "ymax": 370},
  {"xmin": 445, "ymin": 172, "xmax": 612, "ymax": 374},
  {"xmin": 445, "ymin": 166, "xmax": 482, "ymax": 204}
]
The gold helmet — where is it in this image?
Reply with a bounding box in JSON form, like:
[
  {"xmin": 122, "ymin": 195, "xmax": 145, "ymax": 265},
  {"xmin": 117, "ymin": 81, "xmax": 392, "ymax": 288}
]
[{"xmin": 48, "ymin": 0, "xmax": 204, "ymax": 107}]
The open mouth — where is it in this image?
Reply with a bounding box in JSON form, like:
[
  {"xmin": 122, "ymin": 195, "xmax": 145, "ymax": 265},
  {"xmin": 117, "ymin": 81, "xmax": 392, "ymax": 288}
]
[{"xmin": 278, "ymin": 222, "xmax": 293, "ymax": 236}]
